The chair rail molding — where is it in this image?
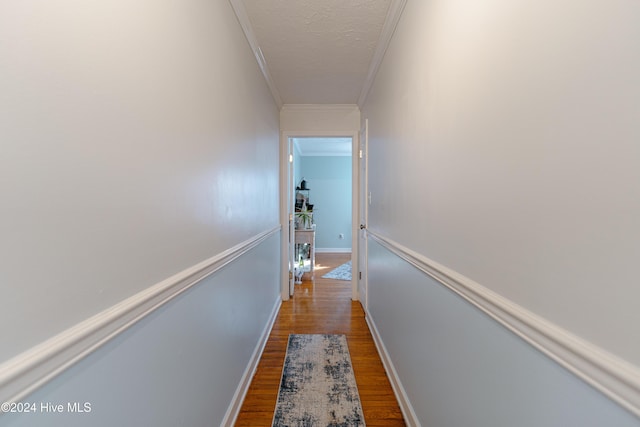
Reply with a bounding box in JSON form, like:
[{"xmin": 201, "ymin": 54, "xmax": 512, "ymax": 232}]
[
  {"xmin": 367, "ymin": 230, "xmax": 640, "ymax": 419},
  {"xmin": 0, "ymin": 226, "xmax": 281, "ymax": 406}
]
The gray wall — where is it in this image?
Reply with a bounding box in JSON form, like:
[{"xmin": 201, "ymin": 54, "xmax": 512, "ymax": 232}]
[
  {"xmin": 0, "ymin": 0, "xmax": 280, "ymax": 424},
  {"xmin": 368, "ymin": 240, "xmax": 638, "ymax": 427},
  {"xmin": 1, "ymin": 236, "xmax": 280, "ymax": 427},
  {"xmin": 362, "ymin": 0, "xmax": 640, "ymax": 424}
]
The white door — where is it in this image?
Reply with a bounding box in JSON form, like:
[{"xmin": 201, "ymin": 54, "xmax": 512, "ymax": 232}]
[
  {"xmin": 288, "ymin": 138, "xmax": 295, "ymax": 297},
  {"xmin": 357, "ymin": 119, "xmax": 369, "ymax": 308}
]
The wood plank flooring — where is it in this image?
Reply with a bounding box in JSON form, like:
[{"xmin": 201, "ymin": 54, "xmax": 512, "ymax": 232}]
[{"xmin": 235, "ymin": 253, "xmax": 406, "ymax": 426}]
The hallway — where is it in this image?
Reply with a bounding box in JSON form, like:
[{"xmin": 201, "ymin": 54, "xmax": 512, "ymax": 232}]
[
  {"xmin": 2, "ymin": 1, "xmax": 639, "ymax": 425},
  {"xmin": 235, "ymin": 253, "xmax": 405, "ymax": 426}
]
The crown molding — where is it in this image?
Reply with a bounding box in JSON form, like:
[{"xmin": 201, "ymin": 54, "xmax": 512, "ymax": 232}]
[
  {"xmin": 229, "ymin": 0, "xmax": 283, "ymax": 109},
  {"xmin": 281, "ymin": 104, "xmax": 360, "ymax": 113},
  {"xmin": 358, "ymin": 0, "xmax": 407, "ymax": 108}
]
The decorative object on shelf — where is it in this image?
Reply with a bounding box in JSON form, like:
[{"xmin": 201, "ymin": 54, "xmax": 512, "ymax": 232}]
[
  {"xmin": 294, "ymin": 182, "xmax": 314, "ymax": 229},
  {"xmin": 295, "ymin": 210, "xmax": 313, "ymax": 229},
  {"xmin": 295, "ymin": 189, "xmax": 310, "ymax": 211},
  {"xmin": 292, "ymin": 176, "xmax": 316, "ymax": 280}
]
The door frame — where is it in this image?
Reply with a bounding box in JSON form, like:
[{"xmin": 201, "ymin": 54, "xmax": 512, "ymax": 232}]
[
  {"xmin": 280, "ymin": 130, "xmax": 360, "ymax": 301},
  {"xmin": 357, "ymin": 119, "xmax": 369, "ymax": 310}
]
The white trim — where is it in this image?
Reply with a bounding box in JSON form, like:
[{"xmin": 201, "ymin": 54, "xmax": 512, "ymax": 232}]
[
  {"xmin": 315, "ymin": 248, "xmax": 352, "ymax": 253},
  {"xmin": 0, "ymin": 226, "xmax": 281, "ymax": 406},
  {"xmin": 351, "ymin": 126, "xmax": 360, "ymax": 301},
  {"xmin": 280, "ymin": 134, "xmax": 295, "ymax": 300},
  {"xmin": 358, "ymin": 0, "xmax": 407, "ymax": 108},
  {"xmin": 367, "ymin": 231, "xmax": 640, "ymax": 419},
  {"xmin": 281, "ymin": 104, "xmax": 359, "ymax": 113},
  {"xmin": 222, "ymin": 296, "xmax": 282, "ymax": 427},
  {"xmin": 284, "ymin": 131, "xmax": 358, "ymax": 138},
  {"xmin": 366, "ymin": 313, "xmax": 421, "ymax": 427},
  {"xmin": 358, "ymin": 118, "xmax": 369, "ymax": 311},
  {"xmin": 228, "ymin": 0, "xmax": 283, "ymax": 108},
  {"xmin": 280, "ymin": 133, "xmax": 288, "ymax": 300},
  {"xmin": 281, "ymin": 130, "xmax": 360, "ymax": 303}
]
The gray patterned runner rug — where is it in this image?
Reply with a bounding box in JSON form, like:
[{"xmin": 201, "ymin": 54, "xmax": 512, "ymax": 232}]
[{"xmin": 272, "ymin": 334, "xmax": 366, "ymax": 426}]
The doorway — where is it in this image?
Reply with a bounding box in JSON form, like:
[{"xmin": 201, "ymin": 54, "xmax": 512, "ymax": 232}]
[{"xmin": 280, "ymin": 132, "xmax": 359, "ymax": 301}]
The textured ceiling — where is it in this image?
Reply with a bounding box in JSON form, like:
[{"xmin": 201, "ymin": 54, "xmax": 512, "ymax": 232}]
[{"xmin": 242, "ymin": 0, "xmax": 393, "ymax": 104}]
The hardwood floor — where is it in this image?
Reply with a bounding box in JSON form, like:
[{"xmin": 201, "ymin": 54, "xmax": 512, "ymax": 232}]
[{"xmin": 235, "ymin": 253, "xmax": 406, "ymax": 426}]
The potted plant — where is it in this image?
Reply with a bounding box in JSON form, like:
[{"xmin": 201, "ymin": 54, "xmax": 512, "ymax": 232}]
[{"xmin": 295, "ymin": 211, "xmax": 313, "ymax": 229}]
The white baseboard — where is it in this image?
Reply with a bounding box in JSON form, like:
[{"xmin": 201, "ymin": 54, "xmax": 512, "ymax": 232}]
[
  {"xmin": 315, "ymin": 248, "xmax": 352, "ymax": 253},
  {"xmin": 365, "ymin": 312, "xmax": 421, "ymax": 427},
  {"xmin": 0, "ymin": 226, "xmax": 281, "ymax": 406},
  {"xmin": 222, "ymin": 296, "xmax": 282, "ymax": 427},
  {"xmin": 367, "ymin": 231, "xmax": 640, "ymax": 419}
]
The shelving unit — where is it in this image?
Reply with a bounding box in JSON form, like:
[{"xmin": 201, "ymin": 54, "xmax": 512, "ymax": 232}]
[
  {"xmin": 294, "ymin": 229, "xmax": 315, "ymax": 280},
  {"xmin": 294, "ymin": 184, "xmax": 314, "ymax": 280}
]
